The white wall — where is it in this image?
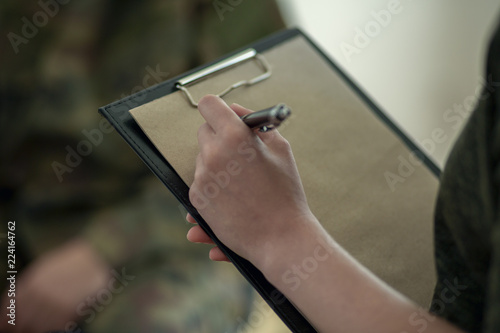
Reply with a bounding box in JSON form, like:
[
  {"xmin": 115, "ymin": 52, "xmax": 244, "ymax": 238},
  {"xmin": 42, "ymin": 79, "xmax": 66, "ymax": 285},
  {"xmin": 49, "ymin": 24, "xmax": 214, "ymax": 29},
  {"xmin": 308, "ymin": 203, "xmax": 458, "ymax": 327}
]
[{"xmin": 276, "ymin": 0, "xmax": 500, "ymax": 167}]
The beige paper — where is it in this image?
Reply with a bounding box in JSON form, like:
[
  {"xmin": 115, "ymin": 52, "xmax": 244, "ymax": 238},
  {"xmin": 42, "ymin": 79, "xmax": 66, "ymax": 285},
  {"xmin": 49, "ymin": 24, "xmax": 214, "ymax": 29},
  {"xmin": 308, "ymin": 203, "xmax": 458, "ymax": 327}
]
[{"xmin": 130, "ymin": 35, "xmax": 438, "ymax": 307}]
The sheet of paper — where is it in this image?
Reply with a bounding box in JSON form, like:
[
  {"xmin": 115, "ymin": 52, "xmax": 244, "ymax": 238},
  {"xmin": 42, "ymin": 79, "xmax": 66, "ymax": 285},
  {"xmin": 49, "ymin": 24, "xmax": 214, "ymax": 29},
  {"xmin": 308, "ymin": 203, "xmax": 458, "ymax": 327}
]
[{"xmin": 130, "ymin": 35, "xmax": 439, "ymax": 307}]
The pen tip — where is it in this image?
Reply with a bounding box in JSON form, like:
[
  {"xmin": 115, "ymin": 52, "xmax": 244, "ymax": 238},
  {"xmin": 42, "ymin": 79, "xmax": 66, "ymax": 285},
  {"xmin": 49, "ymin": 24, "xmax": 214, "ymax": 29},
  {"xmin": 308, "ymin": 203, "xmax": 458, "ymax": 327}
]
[{"xmin": 277, "ymin": 105, "xmax": 291, "ymax": 120}]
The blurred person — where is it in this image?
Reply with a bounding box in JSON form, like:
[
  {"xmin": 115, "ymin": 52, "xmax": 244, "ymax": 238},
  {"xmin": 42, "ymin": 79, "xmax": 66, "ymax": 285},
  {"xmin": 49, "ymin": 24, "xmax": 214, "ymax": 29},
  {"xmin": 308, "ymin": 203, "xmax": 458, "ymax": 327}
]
[
  {"xmin": 187, "ymin": 14, "xmax": 500, "ymax": 333},
  {"xmin": 0, "ymin": 0, "xmax": 285, "ymax": 332}
]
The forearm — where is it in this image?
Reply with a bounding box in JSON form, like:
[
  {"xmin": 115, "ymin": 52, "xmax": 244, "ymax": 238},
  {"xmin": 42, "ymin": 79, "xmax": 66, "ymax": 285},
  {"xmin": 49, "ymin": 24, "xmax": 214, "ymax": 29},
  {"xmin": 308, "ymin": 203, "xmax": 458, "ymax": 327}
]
[{"xmin": 255, "ymin": 216, "xmax": 463, "ymax": 333}]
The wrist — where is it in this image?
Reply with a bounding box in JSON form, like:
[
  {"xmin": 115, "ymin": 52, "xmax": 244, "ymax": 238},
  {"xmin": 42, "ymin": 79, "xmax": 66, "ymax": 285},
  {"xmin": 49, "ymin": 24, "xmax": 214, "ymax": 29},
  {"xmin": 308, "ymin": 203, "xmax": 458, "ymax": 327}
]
[{"xmin": 251, "ymin": 214, "xmax": 334, "ymax": 287}]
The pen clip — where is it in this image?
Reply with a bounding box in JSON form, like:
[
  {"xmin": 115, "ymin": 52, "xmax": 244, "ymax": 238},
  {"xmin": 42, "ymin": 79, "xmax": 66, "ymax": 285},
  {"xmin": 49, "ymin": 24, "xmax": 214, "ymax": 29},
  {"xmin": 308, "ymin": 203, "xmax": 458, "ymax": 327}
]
[{"xmin": 176, "ymin": 48, "xmax": 272, "ymax": 107}]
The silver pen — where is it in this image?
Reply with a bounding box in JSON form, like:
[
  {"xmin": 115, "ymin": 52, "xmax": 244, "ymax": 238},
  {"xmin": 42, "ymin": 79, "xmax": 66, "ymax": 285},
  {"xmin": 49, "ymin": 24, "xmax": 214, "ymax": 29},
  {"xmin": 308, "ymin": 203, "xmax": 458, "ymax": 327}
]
[{"xmin": 241, "ymin": 103, "xmax": 291, "ymax": 132}]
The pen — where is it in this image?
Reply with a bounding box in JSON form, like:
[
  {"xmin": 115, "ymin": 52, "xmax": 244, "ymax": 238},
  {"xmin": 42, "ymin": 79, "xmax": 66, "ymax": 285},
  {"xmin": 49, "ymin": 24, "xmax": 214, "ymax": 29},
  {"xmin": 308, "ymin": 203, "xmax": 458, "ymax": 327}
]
[{"xmin": 241, "ymin": 103, "xmax": 291, "ymax": 132}]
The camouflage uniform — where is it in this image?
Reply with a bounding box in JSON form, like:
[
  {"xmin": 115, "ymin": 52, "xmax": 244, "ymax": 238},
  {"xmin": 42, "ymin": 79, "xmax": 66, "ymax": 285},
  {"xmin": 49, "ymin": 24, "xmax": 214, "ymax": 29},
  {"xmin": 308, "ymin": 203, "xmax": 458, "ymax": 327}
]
[{"xmin": 0, "ymin": 0, "xmax": 285, "ymax": 331}]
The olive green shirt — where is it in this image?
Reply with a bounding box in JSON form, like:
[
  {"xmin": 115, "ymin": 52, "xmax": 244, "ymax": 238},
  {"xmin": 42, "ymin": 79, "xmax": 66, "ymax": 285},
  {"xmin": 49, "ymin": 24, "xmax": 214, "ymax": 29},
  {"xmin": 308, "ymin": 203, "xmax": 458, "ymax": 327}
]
[{"xmin": 430, "ymin": 17, "xmax": 500, "ymax": 333}]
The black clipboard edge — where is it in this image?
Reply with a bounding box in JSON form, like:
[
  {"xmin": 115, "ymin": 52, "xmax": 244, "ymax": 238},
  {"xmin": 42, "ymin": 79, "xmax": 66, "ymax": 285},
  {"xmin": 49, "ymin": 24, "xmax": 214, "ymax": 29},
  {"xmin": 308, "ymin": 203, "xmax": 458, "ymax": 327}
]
[{"xmin": 98, "ymin": 27, "xmax": 440, "ymax": 333}]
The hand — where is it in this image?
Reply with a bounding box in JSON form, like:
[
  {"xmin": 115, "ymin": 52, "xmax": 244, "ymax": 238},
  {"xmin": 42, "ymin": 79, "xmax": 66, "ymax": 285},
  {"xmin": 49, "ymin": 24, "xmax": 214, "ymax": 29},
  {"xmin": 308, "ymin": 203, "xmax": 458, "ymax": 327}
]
[
  {"xmin": 189, "ymin": 95, "xmax": 318, "ymax": 269},
  {"xmin": 0, "ymin": 238, "xmax": 110, "ymax": 333}
]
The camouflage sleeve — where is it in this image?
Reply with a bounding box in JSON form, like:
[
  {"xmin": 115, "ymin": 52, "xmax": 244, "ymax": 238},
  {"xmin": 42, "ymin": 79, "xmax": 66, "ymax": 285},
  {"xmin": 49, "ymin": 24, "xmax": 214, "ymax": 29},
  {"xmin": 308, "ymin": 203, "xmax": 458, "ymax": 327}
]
[
  {"xmin": 1, "ymin": 0, "xmax": 286, "ymax": 331},
  {"xmin": 1, "ymin": 0, "xmax": 284, "ymax": 269}
]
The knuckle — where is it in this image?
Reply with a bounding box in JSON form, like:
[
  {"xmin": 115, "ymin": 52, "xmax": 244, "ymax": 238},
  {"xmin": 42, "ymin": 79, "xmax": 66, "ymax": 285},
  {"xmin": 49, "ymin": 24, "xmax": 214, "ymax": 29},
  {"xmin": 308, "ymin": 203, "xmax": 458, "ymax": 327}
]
[
  {"xmin": 200, "ymin": 140, "xmax": 218, "ymax": 161},
  {"xmin": 193, "ymin": 166, "xmax": 202, "ymax": 183},
  {"xmin": 189, "ymin": 186, "xmax": 199, "ymax": 204},
  {"xmin": 198, "ymin": 149, "xmax": 222, "ymax": 177},
  {"xmin": 203, "ymin": 149, "xmax": 220, "ymax": 170},
  {"xmin": 200, "ymin": 143, "xmax": 212, "ymax": 158}
]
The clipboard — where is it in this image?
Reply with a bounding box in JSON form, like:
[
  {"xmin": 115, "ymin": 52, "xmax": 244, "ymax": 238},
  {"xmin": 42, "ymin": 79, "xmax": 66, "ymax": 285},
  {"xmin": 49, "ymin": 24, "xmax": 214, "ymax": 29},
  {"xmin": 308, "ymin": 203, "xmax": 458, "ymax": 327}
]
[{"xmin": 99, "ymin": 28, "xmax": 440, "ymax": 332}]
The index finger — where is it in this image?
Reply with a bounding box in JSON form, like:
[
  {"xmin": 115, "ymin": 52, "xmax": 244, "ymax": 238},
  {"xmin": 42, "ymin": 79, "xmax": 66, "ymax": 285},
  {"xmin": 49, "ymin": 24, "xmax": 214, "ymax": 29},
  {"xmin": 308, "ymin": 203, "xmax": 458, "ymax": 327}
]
[{"xmin": 197, "ymin": 95, "xmax": 245, "ymax": 133}]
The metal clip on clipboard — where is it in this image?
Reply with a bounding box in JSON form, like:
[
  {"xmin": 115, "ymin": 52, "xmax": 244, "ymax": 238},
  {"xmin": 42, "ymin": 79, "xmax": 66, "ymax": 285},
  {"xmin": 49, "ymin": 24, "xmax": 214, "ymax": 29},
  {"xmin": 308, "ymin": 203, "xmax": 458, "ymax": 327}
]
[{"xmin": 176, "ymin": 49, "xmax": 272, "ymax": 107}]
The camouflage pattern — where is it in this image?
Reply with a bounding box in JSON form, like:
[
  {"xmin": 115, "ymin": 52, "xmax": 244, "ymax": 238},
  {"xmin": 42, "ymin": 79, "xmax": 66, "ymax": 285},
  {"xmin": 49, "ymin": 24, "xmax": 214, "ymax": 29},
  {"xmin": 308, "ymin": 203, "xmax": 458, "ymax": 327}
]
[{"xmin": 0, "ymin": 0, "xmax": 285, "ymax": 331}]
